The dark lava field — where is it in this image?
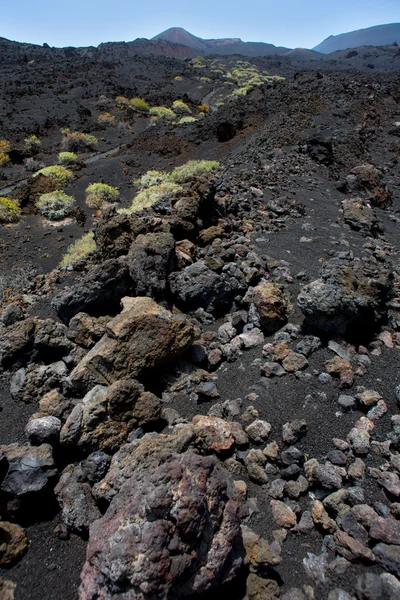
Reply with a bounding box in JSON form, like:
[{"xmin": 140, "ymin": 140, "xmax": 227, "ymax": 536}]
[{"xmin": 0, "ymin": 37, "xmax": 400, "ymax": 600}]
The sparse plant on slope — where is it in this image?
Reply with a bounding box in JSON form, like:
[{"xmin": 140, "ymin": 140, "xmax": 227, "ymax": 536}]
[
  {"xmin": 0, "ymin": 152, "xmax": 10, "ymax": 167},
  {"xmin": 176, "ymin": 117, "xmax": 198, "ymax": 125},
  {"xmin": 33, "ymin": 165, "xmax": 73, "ymax": 186},
  {"xmin": 170, "ymin": 160, "xmax": 219, "ymax": 183},
  {"xmin": 60, "ymin": 231, "xmax": 96, "ymax": 268},
  {"xmin": 0, "ymin": 197, "xmax": 21, "ymax": 223},
  {"xmin": 116, "ymin": 96, "xmax": 129, "ymax": 106},
  {"xmin": 85, "ymin": 183, "xmax": 119, "ymax": 209},
  {"xmin": 198, "ymin": 103, "xmax": 210, "ymax": 113},
  {"xmin": 24, "ymin": 134, "xmax": 41, "ymax": 154},
  {"xmin": 137, "ymin": 170, "xmax": 170, "ymax": 188},
  {"xmin": 119, "ymin": 182, "xmax": 182, "ymax": 215},
  {"xmin": 172, "ymin": 100, "xmax": 192, "ymax": 115},
  {"xmin": 149, "ymin": 107, "xmax": 176, "ymax": 121},
  {"xmin": 130, "ymin": 98, "xmax": 150, "ymax": 113},
  {"xmin": 36, "ymin": 190, "xmax": 76, "ymax": 220},
  {"xmin": 0, "ymin": 140, "xmax": 11, "ymax": 153},
  {"xmin": 61, "ymin": 128, "xmax": 98, "ymax": 152},
  {"xmin": 98, "ymin": 112, "xmax": 116, "ymax": 124},
  {"xmin": 58, "ymin": 152, "xmax": 79, "ymax": 165}
]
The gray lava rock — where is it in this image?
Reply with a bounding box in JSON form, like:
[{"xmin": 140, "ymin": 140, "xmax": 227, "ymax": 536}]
[
  {"xmin": 128, "ymin": 232, "xmax": 176, "ymax": 300},
  {"xmin": 169, "ymin": 261, "xmax": 239, "ymax": 314},
  {"xmin": 53, "ymin": 257, "xmax": 133, "ymax": 324},
  {"xmin": 297, "ymin": 252, "xmax": 392, "ymax": 338},
  {"xmin": 373, "ymin": 543, "xmax": 400, "ymax": 577},
  {"xmin": 25, "ymin": 416, "xmax": 62, "ymax": 446},
  {"xmin": 282, "ymin": 420, "xmax": 308, "ymax": 445},
  {"xmin": 1, "ymin": 304, "xmax": 24, "ymax": 326},
  {"xmin": 0, "ymin": 318, "xmax": 35, "ymax": 369},
  {"xmin": 0, "ymin": 443, "xmax": 57, "ymax": 497}
]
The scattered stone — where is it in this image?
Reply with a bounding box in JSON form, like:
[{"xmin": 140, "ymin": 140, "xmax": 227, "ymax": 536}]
[
  {"xmin": 282, "ymin": 420, "xmax": 308, "ymax": 445},
  {"xmin": 25, "ymin": 416, "xmax": 62, "ymax": 446},
  {"xmin": 270, "ymin": 500, "xmax": 297, "ymax": 528},
  {"xmin": 0, "ymin": 522, "xmax": 28, "ymax": 565},
  {"xmin": 246, "ymin": 420, "xmax": 271, "ymax": 443},
  {"xmin": 282, "ymin": 352, "xmax": 308, "ymax": 373}
]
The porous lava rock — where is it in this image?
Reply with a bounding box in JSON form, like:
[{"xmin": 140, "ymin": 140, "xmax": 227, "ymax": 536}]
[
  {"xmin": 69, "ymin": 297, "xmax": 194, "ymax": 392},
  {"xmin": 127, "ymin": 232, "xmax": 176, "ymax": 300},
  {"xmin": 246, "ymin": 283, "xmax": 289, "ymax": 333},
  {"xmin": 80, "ymin": 445, "xmax": 244, "ymax": 599},
  {"xmin": 297, "ymin": 252, "xmax": 393, "ymax": 339},
  {"xmin": 53, "ymin": 257, "xmax": 133, "ymax": 324}
]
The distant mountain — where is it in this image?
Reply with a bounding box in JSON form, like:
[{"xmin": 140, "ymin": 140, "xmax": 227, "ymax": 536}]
[
  {"xmin": 152, "ymin": 27, "xmax": 291, "ymax": 57},
  {"xmin": 313, "ymin": 23, "xmax": 400, "ymax": 54}
]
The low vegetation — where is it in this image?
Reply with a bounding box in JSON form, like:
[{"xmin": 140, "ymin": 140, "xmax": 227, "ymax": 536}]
[
  {"xmin": 0, "ymin": 152, "xmax": 10, "ymax": 166},
  {"xmin": 35, "ymin": 190, "xmax": 76, "ymax": 220},
  {"xmin": 60, "ymin": 231, "xmax": 96, "ymax": 267},
  {"xmin": 61, "ymin": 128, "xmax": 98, "ymax": 152},
  {"xmin": 58, "ymin": 151, "xmax": 79, "ymax": 165},
  {"xmin": 137, "ymin": 170, "xmax": 170, "ymax": 188},
  {"xmin": 33, "ymin": 165, "xmax": 73, "ymax": 186},
  {"xmin": 24, "ymin": 134, "xmax": 41, "ymax": 154},
  {"xmin": 119, "ymin": 182, "xmax": 182, "ymax": 214},
  {"xmin": 172, "ymin": 100, "xmax": 192, "ymax": 115},
  {"xmin": 85, "ymin": 183, "xmax": 119, "ymax": 208},
  {"xmin": 0, "ymin": 197, "xmax": 21, "ymax": 223},
  {"xmin": 98, "ymin": 112, "xmax": 115, "ymax": 124},
  {"xmin": 149, "ymin": 107, "xmax": 176, "ymax": 121},
  {"xmin": 129, "ymin": 97, "xmax": 150, "ymax": 113},
  {"xmin": 177, "ymin": 116, "xmax": 198, "ymax": 125},
  {"xmin": 170, "ymin": 160, "xmax": 219, "ymax": 183}
]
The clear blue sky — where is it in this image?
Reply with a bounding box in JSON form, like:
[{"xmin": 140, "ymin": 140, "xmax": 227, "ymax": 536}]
[{"xmin": 2, "ymin": 0, "xmax": 399, "ymax": 49}]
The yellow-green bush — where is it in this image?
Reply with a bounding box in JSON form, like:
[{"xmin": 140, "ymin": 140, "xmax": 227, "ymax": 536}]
[
  {"xmin": 33, "ymin": 165, "xmax": 73, "ymax": 186},
  {"xmin": 172, "ymin": 100, "xmax": 192, "ymax": 115},
  {"xmin": 137, "ymin": 170, "xmax": 170, "ymax": 189},
  {"xmin": 85, "ymin": 183, "xmax": 119, "ymax": 208},
  {"xmin": 24, "ymin": 134, "xmax": 41, "ymax": 153},
  {"xmin": 130, "ymin": 98, "xmax": 150, "ymax": 112},
  {"xmin": 176, "ymin": 117, "xmax": 198, "ymax": 125},
  {"xmin": 149, "ymin": 107, "xmax": 176, "ymax": 121},
  {"xmin": 119, "ymin": 182, "xmax": 181, "ymax": 214},
  {"xmin": 0, "ymin": 152, "xmax": 10, "ymax": 166},
  {"xmin": 170, "ymin": 160, "xmax": 219, "ymax": 183},
  {"xmin": 58, "ymin": 152, "xmax": 78, "ymax": 165},
  {"xmin": 232, "ymin": 87, "xmax": 250, "ymax": 96},
  {"xmin": 0, "ymin": 197, "xmax": 21, "ymax": 223},
  {"xmin": 61, "ymin": 128, "xmax": 98, "ymax": 152},
  {"xmin": 36, "ymin": 190, "xmax": 76, "ymax": 220},
  {"xmin": 60, "ymin": 232, "xmax": 96, "ymax": 268},
  {"xmin": 115, "ymin": 96, "xmax": 129, "ymax": 105}
]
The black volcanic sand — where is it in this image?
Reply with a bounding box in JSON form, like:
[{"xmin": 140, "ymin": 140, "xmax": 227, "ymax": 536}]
[{"xmin": 0, "ymin": 42, "xmax": 400, "ymax": 600}]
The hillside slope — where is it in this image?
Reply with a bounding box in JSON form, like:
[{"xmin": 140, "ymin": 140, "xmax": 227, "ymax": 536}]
[{"xmin": 313, "ymin": 22, "xmax": 400, "ymax": 53}]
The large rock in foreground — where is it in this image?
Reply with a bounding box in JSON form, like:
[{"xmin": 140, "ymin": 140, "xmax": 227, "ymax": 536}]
[
  {"xmin": 70, "ymin": 297, "xmax": 194, "ymax": 392},
  {"xmin": 80, "ymin": 446, "xmax": 244, "ymax": 599}
]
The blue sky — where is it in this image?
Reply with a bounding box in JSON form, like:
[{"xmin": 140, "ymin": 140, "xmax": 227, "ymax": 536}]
[{"xmin": 2, "ymin": 0, "xmax": 399, "ymax": 48}]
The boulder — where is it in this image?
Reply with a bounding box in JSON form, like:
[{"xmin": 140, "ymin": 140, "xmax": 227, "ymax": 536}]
[
  {"xmin": 297, "ymin": 252, "xmax": 392, "ymax": 339},
  {"xmin": 127, "ymin": 232, "xmax": 175, "ymax": 300},
  {"xmin": 80, "ymin": 446, "xmax": 244, "ymax": 599},
  {"xmin": 0, "ymin": 318, "xmax": 35, "ymax": 369},
  {"xmin": 53, "ymin": 257, "xmax": 133, "ymax": 324},
  {"xmin": 246, "ymin": 283, "xmax": 289, "ymax": 333},
  {"xmin": 342, "ymin": 164, "xmax": 392, "ymax": 209},
  {"xmin": 0, "ymin": 443, "xmax": 57, "ymax": 497},
  {"xmin": 0, "ymin": 521, "xmax": 28, "ymax": 565},
  {"xmin": 70, "ymin": 297, "xmax": 194, "ymax": 392},
  {"xmin": 169, "ymin": 261, "xmax": 238, "ymax": 314}
]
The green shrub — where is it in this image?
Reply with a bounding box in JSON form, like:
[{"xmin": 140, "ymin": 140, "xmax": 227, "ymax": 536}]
[
  {"xmin": 149, "ymin": 107, "xmax": 176, "ymax": 121},
  {"xmin": 33, "ymin": 165, "xmax": 73, "ymax": 186},
  {"xmin": 58, "ymin": 152, "xmax": 79, "ymax": 165},
  {"xmin": 36, "ymin": 190, "xmax": 76, "ymax": 220},
  {"xmin": 85, "ymin": 183, "xmax": 119, "ymax": 208},
  {"xmin": 119, "ymin": 182, "xmax": 182, "ymax": 214},
  {"xmin": 61, "ymin": 128, "xmax": 98, "ymax": 152},
  {"xmin": 172, "ymin": 100, "xmax": 192, "ymax": 115},
  {"xmin": 198, "ymin": 103, "xmax": 210, "ymax": 113},
  {"xmin": 130, "ymin": 97, "xmax": 150, "ymax": 112},
  {"xmin": 0, "ymin": 197, "xmax": 21, "ymax": 223},
  {"xmin": 170, "ymin": 160, "xmax": 219, "ymax": 183},
  {"xmin": 60, "ymin": 232, "xmax": 96, "ymax": 268},
  {"xmin": 24, "ymin": 135, "xmax": 41, "ymax": 153},
  {"xmin": 232, "ymin": 87, "xmax": 250, "ymax": 96},
  {"xmin": 0, "ymin": 152, "xmax": 10, "ymax": 166},
  {"xmin": 137, "ymin": 170, "xmax": 170, "ymax": 188},
  {"xmin": 176, "ymin": 117, "xmax": 198, "ymax": 125},
  {"xmin": 115, "ymin": 96, "xmax": 129, "ymax": 105}
]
